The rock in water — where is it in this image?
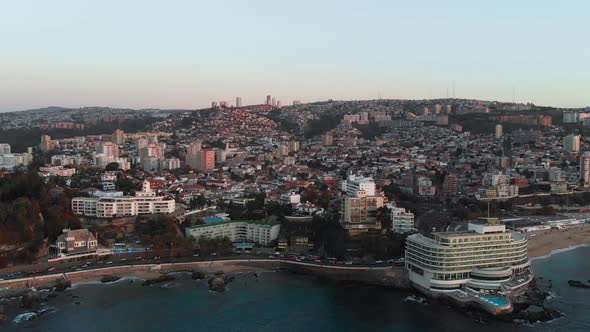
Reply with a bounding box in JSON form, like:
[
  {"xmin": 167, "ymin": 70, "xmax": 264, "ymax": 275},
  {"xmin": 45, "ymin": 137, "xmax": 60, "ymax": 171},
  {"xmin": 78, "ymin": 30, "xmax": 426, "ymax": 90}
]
[
  {"xmin": 191, "ymin": 271, "xmax": 205, "ymax": 280},
  {"xmin": 208, "ymin": 277, "xmax": 226, "ymax": 292},
  {"xmin": 101, "ymin": 275, "xmax": 121, "ymax": 283},
  {"xmin": 568, "ymin": 280, "xmax": 590, "ymax": 288},
  {"xmin": 54, "ymin": 279, "xmax": 71, "ymax": 292},
  {"xmin": 141, "ymin": 275, "xmax": 175, "ymax": 286},
  {"xmin": 21, "ymin": 291, "xmax": 42, "ymax": 309}
]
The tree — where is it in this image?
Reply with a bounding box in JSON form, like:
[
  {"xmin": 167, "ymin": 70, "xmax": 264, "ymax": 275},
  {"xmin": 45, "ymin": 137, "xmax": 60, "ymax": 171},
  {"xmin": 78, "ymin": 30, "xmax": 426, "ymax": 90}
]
[{"xmin": 105, "ymin": 162, "xmax": 120, "ymax": 171}]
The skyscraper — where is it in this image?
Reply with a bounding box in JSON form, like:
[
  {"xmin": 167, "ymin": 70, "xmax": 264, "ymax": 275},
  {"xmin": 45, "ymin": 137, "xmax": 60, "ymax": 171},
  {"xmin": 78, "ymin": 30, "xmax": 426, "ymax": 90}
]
[
  {"xmin": 322, "ymin": 132, "xmax": 333, "ymax": 146},
  {"xmin": 196, "ymin": 149, "xmax": 215, "ymax": 171},
  {"xmin": 266, "ymin": 95, "xmax": 272, "ymax": 105},
  {"xmin": 495, "ymin": 124, "xmax": 503, "ymax": 139},
  {"xmin": 564, "ymin": 134, "xmax": 581, "ymax": 153},
  {"xmin": 40, "ymin": 135, "xmax": 53, "ymax": 152},
  {"xmin": 580, "ymin": 151, "xmax": 590, "ymax": 186},
  {"xmin": 236, "ymin": 96, "xmax": 242, "ymax": 108},
  {"xmin": 112, "ymin": 129, "xmax": 125, "ymax": 145}
]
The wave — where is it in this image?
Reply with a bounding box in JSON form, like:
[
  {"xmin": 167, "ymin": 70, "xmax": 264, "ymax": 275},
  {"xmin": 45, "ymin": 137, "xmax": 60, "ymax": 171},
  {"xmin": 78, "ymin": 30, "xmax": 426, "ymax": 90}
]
[
  {"xmin": 403, "ymin": 295, "xmax": 427, "ymax": 305},
  {"xmin": 13, "ymin": 312, "xmax": 38, "ymax": 323},
  {"xmin": 531, "ymin": 243, "xmax": 590, "ymax": 261}
]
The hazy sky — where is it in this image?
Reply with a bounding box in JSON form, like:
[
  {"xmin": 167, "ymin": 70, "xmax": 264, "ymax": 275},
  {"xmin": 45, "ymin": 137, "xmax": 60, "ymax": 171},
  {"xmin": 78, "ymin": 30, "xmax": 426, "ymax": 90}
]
[{"xmin": 1, "ymin": 0, "xmax": 589, "ymax": 111}]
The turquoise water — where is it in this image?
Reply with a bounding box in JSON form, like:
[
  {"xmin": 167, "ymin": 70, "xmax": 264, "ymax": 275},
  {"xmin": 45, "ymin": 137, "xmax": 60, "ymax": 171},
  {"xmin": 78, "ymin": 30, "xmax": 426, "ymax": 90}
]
[
  {"xmin": 3, "ymin": 245, "xmax": 590, "ymax": 332},
  {"xmin": 481, "ymin": 296, "xmax": 509, "ymax": 307}
]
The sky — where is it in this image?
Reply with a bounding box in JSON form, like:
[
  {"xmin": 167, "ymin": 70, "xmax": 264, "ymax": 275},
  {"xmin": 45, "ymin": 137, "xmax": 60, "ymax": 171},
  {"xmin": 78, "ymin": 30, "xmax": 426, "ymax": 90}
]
[{"xmin": 0, "ymin": 0, "xmax": 589, "ymax": 111}]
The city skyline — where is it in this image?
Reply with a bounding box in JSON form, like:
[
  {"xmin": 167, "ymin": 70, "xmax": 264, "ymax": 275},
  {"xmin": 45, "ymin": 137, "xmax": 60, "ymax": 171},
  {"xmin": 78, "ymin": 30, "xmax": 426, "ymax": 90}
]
[{"xmin": 1, "ymin": 0, "xmax": 589, "ymax": 111}]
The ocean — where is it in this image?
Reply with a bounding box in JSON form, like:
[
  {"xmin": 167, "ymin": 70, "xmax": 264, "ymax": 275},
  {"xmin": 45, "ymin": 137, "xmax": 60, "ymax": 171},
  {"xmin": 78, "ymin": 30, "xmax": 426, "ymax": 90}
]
[{"xmin": 3, "ymin": 245, "xmax": 590, "ymax": 332}]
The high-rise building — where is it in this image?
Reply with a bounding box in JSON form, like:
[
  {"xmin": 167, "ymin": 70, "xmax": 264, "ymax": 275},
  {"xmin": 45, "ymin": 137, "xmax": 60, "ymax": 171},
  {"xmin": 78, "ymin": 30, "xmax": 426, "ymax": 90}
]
[
  {"xmin": 40, "ymin": 135, "xmax": 53, "ymax": 152},
  {"xmin": 211, "ymin": 101, "xmax": 218, "ymax": 108},
  {"xmin": 435, "ymin": 104, "xmax": 442, "ymax": 114},
  {"xmin": 322, "ymin": 132, "xmax": 333, "ymax": 146},
  {"xmin": 187, "ymin": 141, "xmax": 202, "ymax": 155},
  {"xmin": 112, "ymin": 129, "xmax": 125, "ymax": 145},
  {"xmin": 136, "ymin": 138, "xmax": 148, "ymax": 152},
  {"xmin": 495, "ymin": 124, "xmax": 503, "ymax": 139},
  {"xmin": 564, "ymin": 134, "xmax": 581, "ymax": 153},
  {"xmin": 196, "ymin": 149, "xmax": 215, "ymax": 171},
  {"xmin": 276, "ymin": 100, "xmax": 281, "ymax": 108},
  {"xmin": 96, "ymin": 142, "xmax": 119, "ymax": 158},
  {"xmin": 236, "ymin": 97, "xmax": 243, "ymax": 108},
  {"xmin": 266, "ymin": 95, "xmax": 272, "ymax": 105},
  {"xmin": 271, "ymin": 97, "xmax": 276, "ymax": 107},
  {"xmin": 288, "ymin": 140, "xmax": 300, "ymax": 152},
  {"xmin": 580, "ymin": 152, "xmax": 590, "ymax": 186},
  {"xmin": 442, "ymin": 174, "xmax": 458, "ymax": 196}
]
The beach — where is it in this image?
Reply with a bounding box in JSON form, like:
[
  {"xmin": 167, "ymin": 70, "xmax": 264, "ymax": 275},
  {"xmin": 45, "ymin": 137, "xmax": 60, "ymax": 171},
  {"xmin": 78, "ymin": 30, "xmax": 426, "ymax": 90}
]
[{"xmin": 526, "ymin": 223, "xmax": 590, "ymax": 258}]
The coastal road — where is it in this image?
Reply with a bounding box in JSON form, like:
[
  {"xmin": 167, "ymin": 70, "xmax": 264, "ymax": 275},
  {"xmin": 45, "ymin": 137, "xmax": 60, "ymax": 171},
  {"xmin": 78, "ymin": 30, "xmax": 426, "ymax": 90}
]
[{"xmin": 0, "ymin": 254, "xmax": 399, "ymax": 281}]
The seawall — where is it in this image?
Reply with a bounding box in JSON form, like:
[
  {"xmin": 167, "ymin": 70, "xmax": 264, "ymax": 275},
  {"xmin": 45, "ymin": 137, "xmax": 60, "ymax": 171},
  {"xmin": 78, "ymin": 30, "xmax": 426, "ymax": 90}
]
[{"xmin": 0, "ymin": 259, "xmax": 409, "ymax": 294}]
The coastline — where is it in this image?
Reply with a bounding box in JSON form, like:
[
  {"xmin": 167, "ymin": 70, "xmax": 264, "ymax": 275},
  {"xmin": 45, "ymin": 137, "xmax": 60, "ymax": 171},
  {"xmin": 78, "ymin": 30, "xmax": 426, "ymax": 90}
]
[{"xmin": 526, "ymin": 223, "xmax": 590, "ymax": 258}]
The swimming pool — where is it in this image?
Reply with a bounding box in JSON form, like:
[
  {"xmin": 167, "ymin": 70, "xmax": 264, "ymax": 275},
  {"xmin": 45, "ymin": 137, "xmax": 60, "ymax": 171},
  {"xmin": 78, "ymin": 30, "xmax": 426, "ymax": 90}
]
[{"xmin": 482, "ymin": 296, "xmax": 509, "ymax": 307}]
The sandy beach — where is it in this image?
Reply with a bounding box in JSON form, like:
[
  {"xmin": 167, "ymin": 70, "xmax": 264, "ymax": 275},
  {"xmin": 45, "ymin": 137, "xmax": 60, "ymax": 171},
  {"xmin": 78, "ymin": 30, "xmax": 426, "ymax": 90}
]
[{"xmin": 526, "ymin": 223, "xmax": 590, "ymax": 258}]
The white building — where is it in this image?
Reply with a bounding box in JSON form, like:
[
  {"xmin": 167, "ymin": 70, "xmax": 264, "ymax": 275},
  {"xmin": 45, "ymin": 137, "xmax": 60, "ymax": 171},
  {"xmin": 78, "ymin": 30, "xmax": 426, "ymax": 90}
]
[
  {"xmin": 0, "ymin": 143, "xmax": 11, "ymax": 154},
  {"xmin": 185, "ymin": 220, "xmax": 280, "ymax": 246},
  {"xmin": 405, "ymin": 219, "xmax": 531, "ymax": 293},
  {"xmin": 280, "ymin": 192, "xmax": 301, "ymax": 205},
  {"xmin": 386, "ymin": 204, "xmax": 416, "ymax": 233},
  {"xmin": 417, "ymin": 177, "xmax": 435, "ymax": 196},
  {"xmin": 71, "ymin": 180, "xmax": 175, "ymax": 218},
  {"xmin": 0, "ymin": 151, "xmax": 33, "ymax": 169},
  {"xmin": 495, "ymin": 124, "xmax": 503, "ymax": 139},
  {"xmin": 341, "ymin": 174, "xmax": 376, "ymax": 197}
]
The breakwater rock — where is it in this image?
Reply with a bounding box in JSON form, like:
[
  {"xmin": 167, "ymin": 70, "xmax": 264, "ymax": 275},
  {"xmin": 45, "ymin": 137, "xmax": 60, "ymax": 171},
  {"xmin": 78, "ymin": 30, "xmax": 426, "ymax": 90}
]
[
  {"xmin": 567, "ymin": 280, "xmax": 590, "ymax": 288},
  {"xmin": 141, "ymin": 275, "xmax": 175, "ymax": 286},
  {"xmin": 101, "ymin": 275, "xmax": 121, "ymax": 283}
]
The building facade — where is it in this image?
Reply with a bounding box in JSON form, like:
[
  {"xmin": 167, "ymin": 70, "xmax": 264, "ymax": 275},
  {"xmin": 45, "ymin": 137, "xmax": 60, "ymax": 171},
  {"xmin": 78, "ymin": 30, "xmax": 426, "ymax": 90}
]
[
  {"xmin": 185, "ymin": 220, "xmax": 280, "ymax": 246},
  {"xmin": 71, "ymin": 181, "xmax": 175, "ymax": 218},
  {"xmin": 405, "ymin": 219, "xmax": 531, "ymax": 293}
]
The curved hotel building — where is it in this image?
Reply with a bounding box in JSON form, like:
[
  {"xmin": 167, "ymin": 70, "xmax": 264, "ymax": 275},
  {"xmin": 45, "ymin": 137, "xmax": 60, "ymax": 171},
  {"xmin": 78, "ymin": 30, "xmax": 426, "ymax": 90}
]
[{"xmin": 405, "ymin": 218, "xmax": 532, "ymax": 294}]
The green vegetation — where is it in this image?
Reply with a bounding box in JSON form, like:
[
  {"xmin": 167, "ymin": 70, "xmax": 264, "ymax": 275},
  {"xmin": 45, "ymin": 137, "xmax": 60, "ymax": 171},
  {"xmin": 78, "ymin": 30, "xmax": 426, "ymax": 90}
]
[
  {"xmin": 0, "ymin": 170, "xmax": 81, "ymax": 265},
  {"xmin": 0, "ymin": 117, "xmax": 158, "ymax": 152},
  {"xmin": 305, "ymin": 113, "xmax": 341, "ymax": 138}
]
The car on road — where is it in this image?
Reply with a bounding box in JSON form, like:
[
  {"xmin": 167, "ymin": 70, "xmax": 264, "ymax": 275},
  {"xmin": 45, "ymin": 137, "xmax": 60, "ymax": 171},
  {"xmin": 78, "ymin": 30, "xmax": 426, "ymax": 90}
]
[
  {"xmin": 47, "ymin": 267, "xmax": 57, "ymax": 272},
  {"xmin": 375, "ymin": 260, "xmax": 384, "ymax": 264},
  {"xmin": 106, "ymin": 261, "xmax": 113, "ymax": 264},
  {"xmin": 345, "ymin": 261, "xmax": 353, "ymax": 265}
]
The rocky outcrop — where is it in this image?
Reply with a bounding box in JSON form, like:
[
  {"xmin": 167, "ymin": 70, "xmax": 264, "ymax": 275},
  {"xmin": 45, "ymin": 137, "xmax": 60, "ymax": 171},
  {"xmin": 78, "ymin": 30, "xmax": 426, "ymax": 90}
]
[
  {"xmin": 141, "ymin": 275, "xmax": 175, "ymax": 286},
  {"xmin": 101, "ymin": 275, "xmax": 121, "ymax": 283},
  {"xmin": 208, "ymin": 277, "xmax": 226, "ymax": 292},
  {"xmin": 53, "ymin": 279, "xmax": 71, "ymax": 292},
  {"xmin": 191, "ymin": 271, "xmax": 205, "ymax": 280},
  {"xmin": 207, "ymin": 272, "xmax": 235, "ymax": 292},
  {"xmin": 568, "ymin": 280, "xmax": 590, "ymax": 288},
  {"xmin": 21, "ymin": 291, "xmax": 42, "ymax": 310}
]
